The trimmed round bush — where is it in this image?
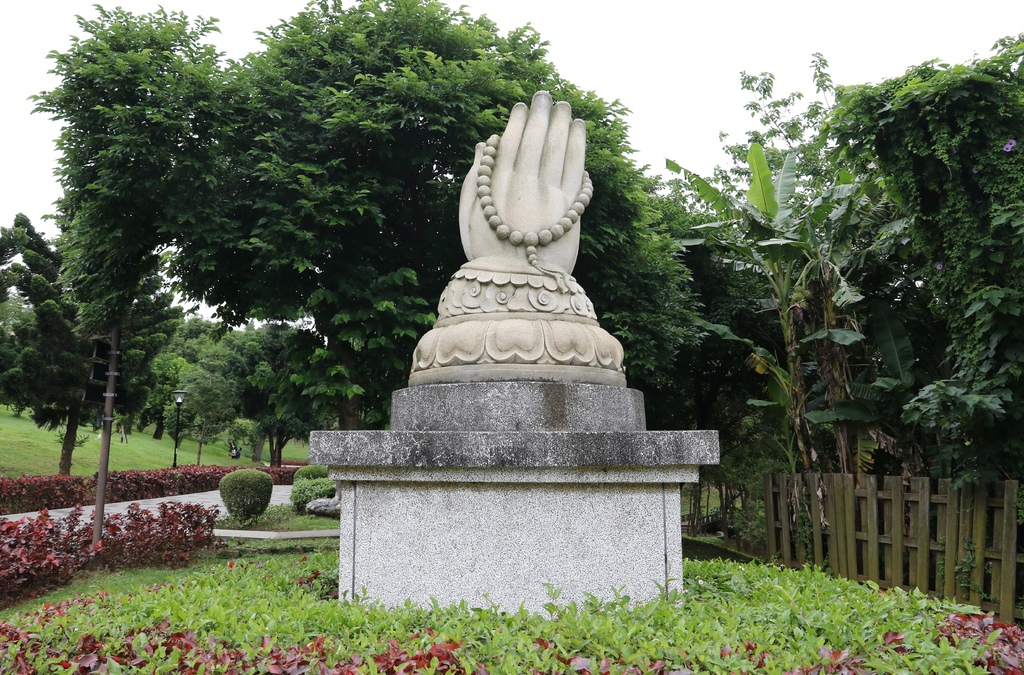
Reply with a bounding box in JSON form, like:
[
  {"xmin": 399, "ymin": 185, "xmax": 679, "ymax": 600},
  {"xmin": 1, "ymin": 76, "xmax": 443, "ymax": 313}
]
[
  {"xmin": 219, "ymin": 469, "xmax": 274, "ymax": 522},
  {"xmin": 293, "ymin": 465, "xmax": 329, "ymax": 483},
  {"xmin": 291, "ymin": 477, "xmax": 336, "ymax": 514}
]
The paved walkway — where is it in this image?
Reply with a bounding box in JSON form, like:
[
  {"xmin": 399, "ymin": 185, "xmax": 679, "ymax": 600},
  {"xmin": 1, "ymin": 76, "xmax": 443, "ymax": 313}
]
[{"xmin": 2, "ymin": 485, "xmax": 339, "ymax": 539}]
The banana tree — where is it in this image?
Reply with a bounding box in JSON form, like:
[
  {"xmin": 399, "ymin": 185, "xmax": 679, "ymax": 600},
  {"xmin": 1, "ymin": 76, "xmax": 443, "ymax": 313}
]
[{"xmin": 672, "ymin": 144, "xmax": 894, "ymax": 474}]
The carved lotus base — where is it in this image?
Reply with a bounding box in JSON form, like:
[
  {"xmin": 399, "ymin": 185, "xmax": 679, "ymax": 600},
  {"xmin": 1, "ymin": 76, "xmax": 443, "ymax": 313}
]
[{"xmin": 409, "ymin": 316, "xmax": 625, "ymax": 387}]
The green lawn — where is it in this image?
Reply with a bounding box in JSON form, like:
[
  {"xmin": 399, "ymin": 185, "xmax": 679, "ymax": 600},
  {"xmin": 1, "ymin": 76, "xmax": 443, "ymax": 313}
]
[{"xmin": 0, "ymin": 405, "xmax": 309, "ymax": 477}]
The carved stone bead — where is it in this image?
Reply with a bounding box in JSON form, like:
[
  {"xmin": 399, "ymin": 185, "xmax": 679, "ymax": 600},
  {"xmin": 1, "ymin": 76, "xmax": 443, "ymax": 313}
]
[
  {"xmin": 496, "ymin": 224, "xmax": 511, "ymax": 240},
  {"xmin": 523, "ymin": 232, "xmax": 539, "ymax": 247},
  {"xmin": 538, "ymin": 229, "xmax": 553, "ymax": 245},
  {"xmin": 509, "ymin": 230, "xmax": 524, "ymax": 245}
]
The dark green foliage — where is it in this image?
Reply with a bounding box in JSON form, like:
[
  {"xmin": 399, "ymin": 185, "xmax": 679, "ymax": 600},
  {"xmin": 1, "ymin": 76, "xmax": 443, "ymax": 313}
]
[
  {"xmin": 829, "ymin": 37, "xmax": 1024, "ymax": 480},
  {"xmin": 290, "ymin": 477, "xmax": 335, "ymax": 514},
  {"xmin": 219, "ymin": 469, "xmax": 274, "ymax": 522},
  {"xmin": 293, "ymin": 465, "xmax": 329, "ymax": 483}
]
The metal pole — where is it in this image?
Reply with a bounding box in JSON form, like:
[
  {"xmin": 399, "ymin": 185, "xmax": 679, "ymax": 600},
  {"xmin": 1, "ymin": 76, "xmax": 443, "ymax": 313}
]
[
  {"xmin": 173, "ymin": 403, "xmax": 181, "ymax": 469},
  {"xmin": 90, "ymin": 326, "xmax": 120, "ymax": 563}
]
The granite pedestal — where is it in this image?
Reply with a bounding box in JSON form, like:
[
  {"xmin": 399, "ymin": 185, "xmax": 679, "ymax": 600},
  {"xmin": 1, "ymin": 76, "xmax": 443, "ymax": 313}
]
[{"xmin": 309, "ymin": 382, "xmax": 718, "ymax": 611}]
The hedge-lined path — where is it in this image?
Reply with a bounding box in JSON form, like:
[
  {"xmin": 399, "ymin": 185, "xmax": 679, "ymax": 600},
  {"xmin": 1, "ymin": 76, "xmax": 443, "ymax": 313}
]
[{"xmin": 2, "ymin": 485, "xmax": 294, "ymax": 522}]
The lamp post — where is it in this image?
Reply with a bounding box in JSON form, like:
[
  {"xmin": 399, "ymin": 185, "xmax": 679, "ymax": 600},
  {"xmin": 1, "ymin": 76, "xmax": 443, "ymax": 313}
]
[{"xmin": 171, "ymin": 389, "xmax": 187, "ymax": 469}]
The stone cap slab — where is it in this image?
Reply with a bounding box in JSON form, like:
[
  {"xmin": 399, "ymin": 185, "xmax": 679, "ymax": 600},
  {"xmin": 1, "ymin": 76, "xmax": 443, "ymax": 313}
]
[
  {"xmin": 327, "ymin": 465, "xmax": 700, "ymax": 484},
  {"xmin": 310, "ymin": 429, "xmax": 718, "ymax": 469}
]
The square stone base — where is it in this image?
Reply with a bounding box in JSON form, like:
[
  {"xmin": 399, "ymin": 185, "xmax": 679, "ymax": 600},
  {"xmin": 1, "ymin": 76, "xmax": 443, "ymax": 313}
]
[{"xmin": 334, "ymin": 477, "xmax": 683, "ymax": 612}]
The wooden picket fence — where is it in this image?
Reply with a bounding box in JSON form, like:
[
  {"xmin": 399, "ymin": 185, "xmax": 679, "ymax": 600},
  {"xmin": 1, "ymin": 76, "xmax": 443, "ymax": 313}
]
[{"xmin": 764, "ymin": 473, "xmax": 1023, "ymax": 623}]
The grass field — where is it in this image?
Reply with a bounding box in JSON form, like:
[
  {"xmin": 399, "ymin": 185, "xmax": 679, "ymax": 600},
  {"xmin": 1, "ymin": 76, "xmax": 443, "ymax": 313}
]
[{"xmin": 0, "ymin": 405, "xmax": 309, "ymax": 477}]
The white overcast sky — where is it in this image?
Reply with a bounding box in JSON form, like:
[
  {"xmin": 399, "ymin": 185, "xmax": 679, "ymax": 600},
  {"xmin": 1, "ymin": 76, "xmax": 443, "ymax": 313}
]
[{"xmin": 4, "ymin": 1, "xmax": 1022, "ymax": 238}]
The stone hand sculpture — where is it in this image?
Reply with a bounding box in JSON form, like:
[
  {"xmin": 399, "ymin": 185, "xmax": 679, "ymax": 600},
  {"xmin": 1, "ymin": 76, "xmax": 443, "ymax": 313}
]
[
  {"xmin": 409, "ymin": 91, "xmax": 625, "ymax": 387},
  {"xmin": 458, "ymin": 91, "xmax": 592, "ymax": 278}
]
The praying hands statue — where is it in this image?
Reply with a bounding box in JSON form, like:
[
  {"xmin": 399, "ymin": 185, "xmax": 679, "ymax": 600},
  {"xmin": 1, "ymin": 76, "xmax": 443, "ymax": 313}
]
[
  {"xmin": 458, "ymin": 91, "xmax": 592, "ymax": 277},
  {"xmin": 409, "ymin": 90, "xmax": 624, "ymax": 387}
]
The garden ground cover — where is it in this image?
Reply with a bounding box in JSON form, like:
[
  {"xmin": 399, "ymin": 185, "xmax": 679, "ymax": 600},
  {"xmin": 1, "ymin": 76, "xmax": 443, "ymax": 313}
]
[{"xmin": 1, "ymin": 552, "xmax": 1015, "ymax": 674}]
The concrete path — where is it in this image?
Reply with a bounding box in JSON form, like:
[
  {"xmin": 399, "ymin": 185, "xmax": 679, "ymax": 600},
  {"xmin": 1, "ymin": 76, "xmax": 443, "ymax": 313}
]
[{"xmin": 2, "ymin": 485, "xmax": 339, "ymax": 539}]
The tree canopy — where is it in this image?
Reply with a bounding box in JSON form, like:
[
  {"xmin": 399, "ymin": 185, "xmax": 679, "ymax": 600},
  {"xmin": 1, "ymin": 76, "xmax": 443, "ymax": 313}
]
[{"xmin": 37, "ymin": 0, "xmax": 695, "ymax": 429}]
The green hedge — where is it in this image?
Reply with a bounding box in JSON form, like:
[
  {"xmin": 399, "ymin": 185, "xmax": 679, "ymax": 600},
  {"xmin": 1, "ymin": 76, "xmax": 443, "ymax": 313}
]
[
  {"xmin": 290, "ymin": 477, "xmax": 335, "ymax": 513},
  {"xmin": 219, "ymin": 469, "xmax": 273, "ymax": 522},
  {"xmin": 293, "ymin": 465, "xmax": 329, "ymax": 483}
]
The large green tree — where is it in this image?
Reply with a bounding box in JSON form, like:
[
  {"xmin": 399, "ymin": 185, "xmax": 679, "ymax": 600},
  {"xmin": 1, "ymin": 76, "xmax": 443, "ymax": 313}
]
[{"xmin": 40, "ymin": 1, "xmax": 694, "ymax": 430}]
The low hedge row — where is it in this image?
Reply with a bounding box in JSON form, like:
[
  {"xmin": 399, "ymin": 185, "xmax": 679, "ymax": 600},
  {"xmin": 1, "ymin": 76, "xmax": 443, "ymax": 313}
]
[
  {"xmin": 0, "ymin": 502, "xmax": 219, "ymax": 608},
  {"xmin": 0, "ymin": 465, "xmax": 298, "ymax": 516}
]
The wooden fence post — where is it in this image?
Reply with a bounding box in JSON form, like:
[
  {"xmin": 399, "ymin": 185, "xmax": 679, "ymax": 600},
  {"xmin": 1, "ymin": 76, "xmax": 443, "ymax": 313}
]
[
  {"xmin": 807, "ymin": 473, "xmax": 824, "ymax": 567},
  {"xmin": 864, "ymin": 475, "xmax": 880, "ymax": 582},
  {"xmin": 843, "ymin": 473, "xmax": 858, "ymax": 579},
  {"xmin": 884, "ymin": 475, "xmax": 905, "ymax": 589},
  {"xmin": 912, "ymin": 477, "xmax": 931, "ymax": 593},
  {"xmin": 999, "ymin": 480, "xmax": 1019, "ymax": 623},
  {"xmin": 824, "ymin": 474, "xmax": 842, "ymax": 578},
  {"xmin": 970, "ymin": 484, "xmax": 988, "ymax": 607},
  {"xmin": 941, "ymin": 479, "xmax": 960, "ymax": 599}
]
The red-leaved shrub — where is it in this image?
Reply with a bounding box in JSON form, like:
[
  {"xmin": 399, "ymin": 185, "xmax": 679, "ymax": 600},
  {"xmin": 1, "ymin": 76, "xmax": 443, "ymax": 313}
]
[
  {"xmin": 0, "ymin": 508, "xmax": 96, "ymax": 606},
  {"xmin": 0, "ymin": 465, "xmax": 297, "ymax": 515},
  {"xmin": 100, "ymin": 502, "xmax": 219, "ymax": 570},
  {"xmin": 938, "ymin": 613, "xmax": 1024, "ymax": 674},
  {"xmin": 0, "ymin": 502, "xmax": 219, "ymax": 608}
]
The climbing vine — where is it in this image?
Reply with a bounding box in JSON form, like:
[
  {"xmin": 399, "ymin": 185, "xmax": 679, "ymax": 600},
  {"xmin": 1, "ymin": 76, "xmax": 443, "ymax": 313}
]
[{"xmin": 827, "ymin": 36, "xmax": 1024, "ymax": 481}]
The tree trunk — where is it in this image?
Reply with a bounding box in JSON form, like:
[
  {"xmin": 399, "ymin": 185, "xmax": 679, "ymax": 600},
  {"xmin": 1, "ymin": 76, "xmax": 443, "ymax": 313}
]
[
  {"xmin": 340, "ymin": 393, "xmax": 361, "ymax": 430},
  {"xmin": 152, "ymin": 416, "xmax": 165, "ymax": 440},
  {"xmin": 196, "ymin": 420, "xmax": 206, "ymax": 465},
  {"xmin": 270, "ymin": 431, "xmax": 290, "ymax": 468},
  {"xmin": 58, "ymin": 399, "xmax": 82, "ymax": 476},
  {"xmin": 253, "ymin": 434, "xmax": 265, "ymax": 462},
  {"xmin": 334, "ymin": 340, "xmax": 362, "ymax": 430}
]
